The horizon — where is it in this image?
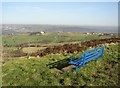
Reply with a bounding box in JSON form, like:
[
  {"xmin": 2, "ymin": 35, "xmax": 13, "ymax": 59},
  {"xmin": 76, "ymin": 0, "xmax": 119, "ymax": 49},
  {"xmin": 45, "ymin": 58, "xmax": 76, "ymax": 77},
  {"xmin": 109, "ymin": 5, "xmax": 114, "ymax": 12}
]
[
  {"xmin": 2, "ymin": 24, "xmax": 118, "ymax": 27},
  {"xmin": 2, "ymin": 23, "xmax": 118, "ymax": 34}
]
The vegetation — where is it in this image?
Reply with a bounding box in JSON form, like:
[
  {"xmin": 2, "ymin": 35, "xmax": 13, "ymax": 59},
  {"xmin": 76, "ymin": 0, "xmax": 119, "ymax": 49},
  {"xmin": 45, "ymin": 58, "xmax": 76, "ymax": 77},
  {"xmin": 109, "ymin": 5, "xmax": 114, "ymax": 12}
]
[
  {"xmin": 2, "ymin": 33, "xmax": 104, "ymax": 47},
  {"xmin": 2, "ymin": 43, "xmax": 119, "ymax": 86},
  {"xmin": 2, "ymin": 33, "xmax": 119, "ymax": 86}
]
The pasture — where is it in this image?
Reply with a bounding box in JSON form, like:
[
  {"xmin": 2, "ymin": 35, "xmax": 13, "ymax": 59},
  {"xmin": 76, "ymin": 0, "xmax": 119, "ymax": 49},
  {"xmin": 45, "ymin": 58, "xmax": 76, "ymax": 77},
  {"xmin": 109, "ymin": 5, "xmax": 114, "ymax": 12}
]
[{"xmin": 2, "ymin": 33, "xmax": 106, "ymax": 47}]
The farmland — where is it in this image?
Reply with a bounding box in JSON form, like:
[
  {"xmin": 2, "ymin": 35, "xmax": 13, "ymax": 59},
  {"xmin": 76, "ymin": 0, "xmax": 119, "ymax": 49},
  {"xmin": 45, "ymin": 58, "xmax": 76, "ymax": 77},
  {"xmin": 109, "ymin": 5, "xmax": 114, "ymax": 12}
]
[
  {"xmin": 2, "ymin": 32, "xmax": 120, "ymax": 86},
  {"xmin": 3, "ymin": 32, "xmax": 118, "ymax": 47}
]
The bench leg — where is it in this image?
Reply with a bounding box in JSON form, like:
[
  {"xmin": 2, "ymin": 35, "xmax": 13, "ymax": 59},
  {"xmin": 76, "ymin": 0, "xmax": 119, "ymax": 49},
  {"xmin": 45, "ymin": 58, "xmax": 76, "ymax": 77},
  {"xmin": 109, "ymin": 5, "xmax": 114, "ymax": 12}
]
[
  {"xmin": 100, "ymin": 54, "xmax": 104, "ymax": 57},
  {"xmin": 76, "ymin": 66, "xmax": 79, "ymax": 72},
  {"xmin": 96, "ymin": 58, "xmax": 98, "ymax": 61},
  {"xmin": 81, "ymin": 62, "xmax": 85, "ymax": 67}
]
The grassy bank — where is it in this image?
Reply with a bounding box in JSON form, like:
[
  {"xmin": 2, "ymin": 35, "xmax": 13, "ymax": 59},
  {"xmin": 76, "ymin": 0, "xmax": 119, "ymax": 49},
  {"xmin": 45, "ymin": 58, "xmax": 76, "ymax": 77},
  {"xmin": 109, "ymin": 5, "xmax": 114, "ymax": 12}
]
[{"xmin": 2, "ymin": 43, "xmax": 119, "ymax": 86}]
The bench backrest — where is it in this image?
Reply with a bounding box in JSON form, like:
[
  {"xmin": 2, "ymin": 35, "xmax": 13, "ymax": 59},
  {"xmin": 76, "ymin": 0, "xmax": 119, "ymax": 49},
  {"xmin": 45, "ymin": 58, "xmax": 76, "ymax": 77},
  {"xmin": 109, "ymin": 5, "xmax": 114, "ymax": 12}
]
[
  {"xmin": 81, "ymin": 46, "xmax": 104, "ymax": 64},
  {"xmin": 68, "ymin": 46, "xmax": 104, "ymax": 72},
  {"xmin": 83, "ymin": 46, "xmax": 104, "ymax": 59}
]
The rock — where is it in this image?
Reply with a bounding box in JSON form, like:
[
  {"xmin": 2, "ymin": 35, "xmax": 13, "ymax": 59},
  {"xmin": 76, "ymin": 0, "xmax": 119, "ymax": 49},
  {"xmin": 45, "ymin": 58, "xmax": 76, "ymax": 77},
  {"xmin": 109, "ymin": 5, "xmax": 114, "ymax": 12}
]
[{"xmin": 61, "ymin": 65, "xmax": 76, "ymax": 72}]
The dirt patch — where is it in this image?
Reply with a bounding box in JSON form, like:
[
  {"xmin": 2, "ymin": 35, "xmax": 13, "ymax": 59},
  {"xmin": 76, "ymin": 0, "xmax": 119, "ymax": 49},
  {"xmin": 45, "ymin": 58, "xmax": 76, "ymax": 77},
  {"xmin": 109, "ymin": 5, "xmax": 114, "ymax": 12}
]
[{"xmin": 22, "ymin": 47, "xmax": 46, "ymax": 54}]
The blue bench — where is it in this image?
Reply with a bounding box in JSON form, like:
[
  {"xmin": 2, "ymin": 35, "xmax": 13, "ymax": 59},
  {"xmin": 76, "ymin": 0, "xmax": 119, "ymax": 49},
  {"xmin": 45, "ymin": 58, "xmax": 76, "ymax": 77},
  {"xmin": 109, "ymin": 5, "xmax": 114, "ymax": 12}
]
[{"xmin": 68, "ymin": 46, "xmax": 104, "ymax": 72}]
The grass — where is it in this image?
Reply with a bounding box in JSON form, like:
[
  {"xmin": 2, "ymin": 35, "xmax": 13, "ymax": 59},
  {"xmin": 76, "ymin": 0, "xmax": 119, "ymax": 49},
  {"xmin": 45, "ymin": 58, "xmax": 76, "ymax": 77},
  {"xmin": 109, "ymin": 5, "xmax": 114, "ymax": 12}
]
[
  {"xmin": 2, "ymin": 43, "xmax": 119, "ymax": 86},
  {"xmin": 2, "ymin": 33, "xmax": 101, "ymax": 47},
  {"xmin": 2, "ymin": 33, "xmax": 119, "ymax": 86}
]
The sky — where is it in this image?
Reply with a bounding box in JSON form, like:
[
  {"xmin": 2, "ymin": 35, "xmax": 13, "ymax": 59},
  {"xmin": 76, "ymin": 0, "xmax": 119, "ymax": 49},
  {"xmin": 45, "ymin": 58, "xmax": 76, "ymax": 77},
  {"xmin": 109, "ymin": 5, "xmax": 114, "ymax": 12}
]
[
  {"xmin": 1, "ymin": 2, "xmax": 118, "ymax": 26},
  {"xmin": 2, "ymin": 0, "xmax": 120, "ymax": 2}
]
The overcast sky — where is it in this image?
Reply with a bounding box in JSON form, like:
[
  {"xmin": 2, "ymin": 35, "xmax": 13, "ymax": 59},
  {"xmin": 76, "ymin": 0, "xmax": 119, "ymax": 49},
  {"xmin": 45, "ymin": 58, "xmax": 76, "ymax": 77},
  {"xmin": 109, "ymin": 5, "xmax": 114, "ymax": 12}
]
[{"xmin": 2, "ymin": 2, "xmax": 118, "ymax": 26}]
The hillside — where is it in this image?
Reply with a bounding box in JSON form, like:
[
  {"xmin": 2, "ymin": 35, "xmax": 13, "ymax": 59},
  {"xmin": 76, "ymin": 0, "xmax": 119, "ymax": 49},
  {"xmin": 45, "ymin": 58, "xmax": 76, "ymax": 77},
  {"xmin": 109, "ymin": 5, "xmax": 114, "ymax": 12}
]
[{"xmin": 2, "ymin": 43, "xmax": 119, "ymax": 86}]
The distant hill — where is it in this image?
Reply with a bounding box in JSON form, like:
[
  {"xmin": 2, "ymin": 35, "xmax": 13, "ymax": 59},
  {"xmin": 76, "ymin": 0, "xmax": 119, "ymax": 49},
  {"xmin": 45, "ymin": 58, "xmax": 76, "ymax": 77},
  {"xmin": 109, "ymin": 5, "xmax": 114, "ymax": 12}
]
[{"xmin": 2, "ymin": 24, "xmax": 118, "ymax": 35}]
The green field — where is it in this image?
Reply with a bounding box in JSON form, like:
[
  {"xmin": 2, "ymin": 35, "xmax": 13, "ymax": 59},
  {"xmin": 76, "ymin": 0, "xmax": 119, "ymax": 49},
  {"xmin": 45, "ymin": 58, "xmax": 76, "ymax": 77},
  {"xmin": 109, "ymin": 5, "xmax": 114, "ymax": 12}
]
[
  {"xmin": 3, "ymin": 33, "xmax": 112, "ymax": 47},
  {"xmin": 2, "ymin": 33, "xmax": 119, "ymax": 86}
]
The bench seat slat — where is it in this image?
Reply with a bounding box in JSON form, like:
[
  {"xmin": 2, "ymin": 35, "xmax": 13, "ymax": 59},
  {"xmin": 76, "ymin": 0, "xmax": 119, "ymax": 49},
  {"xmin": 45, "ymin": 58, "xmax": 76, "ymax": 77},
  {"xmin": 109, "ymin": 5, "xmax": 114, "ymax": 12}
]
[
  {"xmin": 84, "ymin": 54, "xmax": 101, "ymax": 63},
  {"xmin": 69, "ymin": 57, "xmax": 83, "ymax": 65}
]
